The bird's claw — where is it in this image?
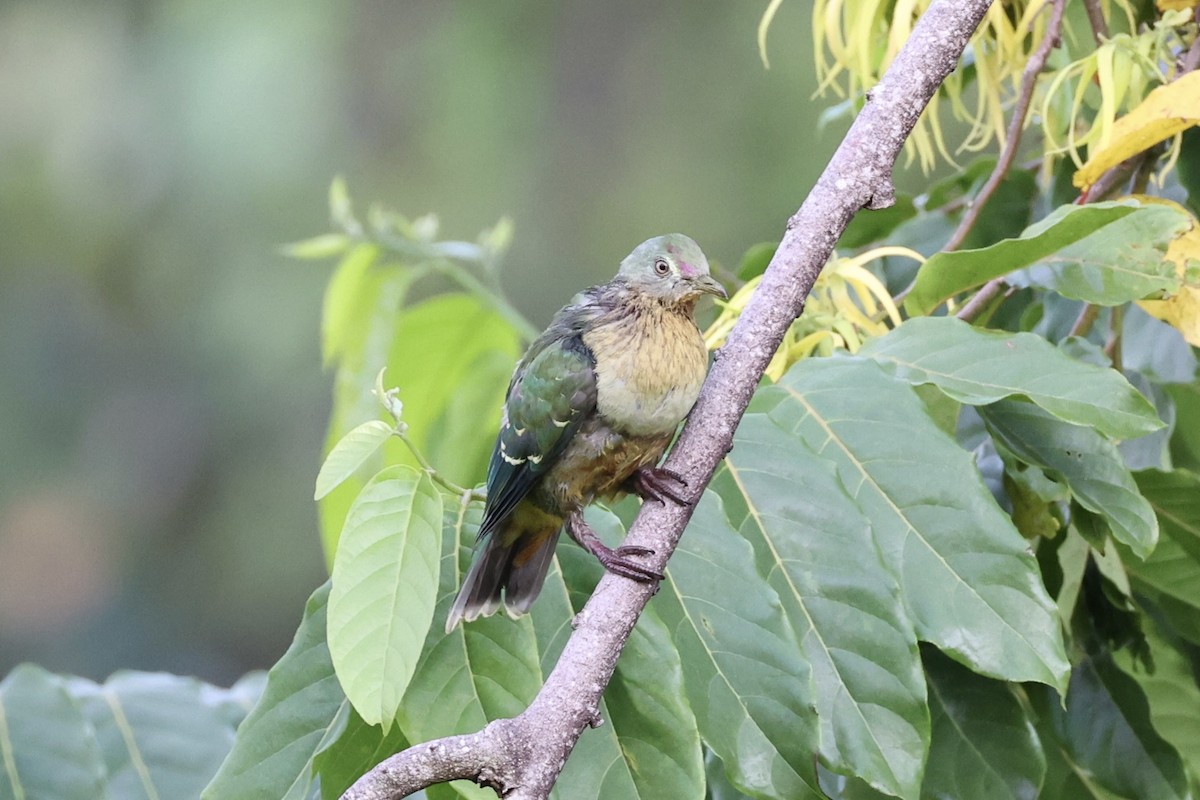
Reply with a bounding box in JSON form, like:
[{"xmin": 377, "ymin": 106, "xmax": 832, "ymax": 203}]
[
  {"xmin": 631, "ymin": 467, "xmax": 691, "ymax": 505},
  {"xmin": 596, "ymin": 550, "xmax": 664, "ymax": 583},
  {"xmin": 567, "ymin": 512, "xmax": 664, "ymax": 583}
]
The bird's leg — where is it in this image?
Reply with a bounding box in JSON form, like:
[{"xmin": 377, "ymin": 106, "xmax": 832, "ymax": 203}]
[
  {"xmin": 628, "ymin": 466, "xmax": 690, "ymax": 505},
  {"xmin": 566, "ymin": 511, "xmax": 664, "ymax": 582}
]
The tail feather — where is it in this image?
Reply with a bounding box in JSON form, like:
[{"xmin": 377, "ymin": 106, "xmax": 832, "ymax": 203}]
[{"xmin": 444, "ymin": 527, "xmax": 561, "ymax": 632}]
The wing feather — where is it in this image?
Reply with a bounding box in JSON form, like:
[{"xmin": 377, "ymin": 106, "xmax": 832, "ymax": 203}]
[{"xmin": 478, "ymin": 333, "xmax": 597, "ymax": 537}]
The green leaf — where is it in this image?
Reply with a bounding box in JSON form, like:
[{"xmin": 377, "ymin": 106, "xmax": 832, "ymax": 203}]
[
  {"xmin": 1114, "ymin": 620, "xmax": 1200, "ymax": 795},
  {"xmin": 328, "ymin": 466, "xmax": 442, "ymax": 730},
  {"xmin": 314, "ymin": 420, "xmax": 395, "ymax": 500},
  {"xmin": 904, "ymin": 201, "xmax": 1188, "ymax": 316},
  {"xmin": 603, "ymin": 610, "xmax": 705, "ymax": 800},
  {"xmin": 736, "ymin": 242, "xmax": 778, "ymax": 281},
  {"xmin": 980, "ymin": 401, "xmax": 1158, "ymax": 558},
  {"xmin": 312, "ymin": 708, "xmax": 409, "ymax": 800},
  {"xmin": 329, "ymin": 175, "xmax": 358, "ymax": 233},
  {"xmin": 838, "ymin": 196, "xmax": 917, "ymax": 250},
  {"xmin": 656, "ymin": 491, "xmax": 822, "ymax": 800},
  {"xmin": 66, "ymin": 672, "xmax": 237, "ymax": 800},
  {"xmin": 1036, "ymin": 650, "xmax": 1191, "ymax": 800},
  {"xmin": 713, "ymin": 415, "xmax": 927, "ymax": 800},
  {"xmin": 0, "ymin": 665, "xmax": 106, "ymax": 800},
  {"xmin": 1135, "ymin": 469, "xmax": 1200, "ymax": 562},
  {"xmin": 921, "ymin": 648, "xmax": 1046, "ymax": 800},
  {"xmin": 202, "ymin": 582, "xmax": 347, "ymax": 800},
  {"xmin": 1122, "ymin": 470, "xmax": 1200, "ymax": 644},
  {"xmin": 319, "ymin": 265, "xmax": 417, "ymax": 561},
  {"xmin": 385, "ymin": 293, "xmax": 521, "ymax": 489},
  {"xmin": 860, "ymin": 316, "xmax": 1163, "ymax": 439},
  {"xmin": 398, "ymin": 492, "xmax": 541, "ymax": 744},
  {"xmin": 1009, "ymin": 202, "xmax": 1190, "ymax": 305},
  {"xmin": 322, "ymin": 244, "xmax": 380, "ymax": 365},
  {"xmin": 425, "ymin": 350, "xmax": 515, "ymax": 490},
  {"xmin": 281, "ymin": 233, "xmax": 350, "ymax": 261},
  {"xmin": 759, "ymin": 358, "xmax": 1069, "ymax": 692},
  {"xmin": 520, "ymin": 521, "xmax": 703, "ymax": 800},
  {"xmin": 526, "ymin": 555, "xmax": 641, "ymax": 800}
]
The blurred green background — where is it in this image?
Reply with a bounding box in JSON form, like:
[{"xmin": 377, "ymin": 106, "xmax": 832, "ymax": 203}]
[{"xmin": 0, "ymin": 0, "xmax": 841, "ymax": 685}]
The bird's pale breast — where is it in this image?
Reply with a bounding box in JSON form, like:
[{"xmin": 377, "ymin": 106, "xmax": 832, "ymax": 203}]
[{"xmin": 582, "ymin": 305, "xmax": 708, "ymax": 437}]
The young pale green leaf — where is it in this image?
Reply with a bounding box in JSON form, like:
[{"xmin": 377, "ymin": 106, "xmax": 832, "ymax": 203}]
[
  {"xmin": 981, "ymin": 401, "xmax": 1158, "ymax": 558},
  {"xmin": 319, "ymin": 265, "xmax": 420, "ymax": 561},
  {"xmin": 712, "ymin": 415, "xmax": 927, "ymax": 800},
  {"xmin": 425, "ymin": 350, "xmax": 515, "ymax": 491},
  {"xmin": 860, "ymin": 316, "xmax": 1162, "ymax": 439},
  {"xmin": 281, "ymin": 233, "xmax": 350, "ymax": 261},
  {"xmin": 904, "ymin": 202, "xmax": 1188, "ymax": 316},
  {"xmin": 386, "ymin": 293, "xmax": 521, "ymax": 489},
  {"xmin": 328, "ymin": 466, "xmax": 442, "ymax": 730},
  {"xmin": 329, "ymin": 175, "xmax": 358, "ymax": 234},
  {"xmin": 1036, "ymin": 652, "xmax": 1191, "ymax": 800},
  {"xmin": 314, "ymin": 420, "xmax": 394, "ymax": 500},
  {"xmin": 758, "ymin": 358, "xmax": 1069, "ymax": 693},
  {"xmin": 397, "ymin": 492, "xmax": 541, "ymax": 746},
  {"xmin": 921, "ymin": 648, "xmax": 1046, "ymax": 800},
  {"xmin": 656, "ymin": 491, "xmax": 823, "ymax": 800},
  {"xmin": 65, "ymin": 672, "xmax": 237, "ymax": 800},
  {"xmin": 322, "ymin": 244, "xmax": 380, "ymax": 366},
  {"xmin": 0, "ymin": 665, "xmax": 107, "ymax": 800},
  {"xmin": 201, "ymin": 582, "xmax": 347, "ymax": 800}
]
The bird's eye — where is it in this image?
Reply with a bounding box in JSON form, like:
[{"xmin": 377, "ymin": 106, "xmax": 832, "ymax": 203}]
[{"xmin": 653, "ymin": 258, "xmax": 670, "ymax": 276}]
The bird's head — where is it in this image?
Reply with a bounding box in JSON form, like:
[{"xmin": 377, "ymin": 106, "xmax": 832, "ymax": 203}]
[{"xmin": 616, "ymin": 234, "xmax": 727, "ymax": 304}]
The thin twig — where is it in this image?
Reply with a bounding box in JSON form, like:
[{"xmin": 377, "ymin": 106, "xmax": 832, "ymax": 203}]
[
  {"xmin": 1183, "ymin": 6, "xmax": 1200, "ymax": 75},
  {"xmin": 942, "ymin": 0, "xmax": 1067, "ymax": 253},
  {"xmin": 1082, "ymin": 0, "xmax": 1109, "ymax": 45},
  {"xmin": 1068, "ymin": 303, "xmax": 1101, "ymax": 338},
  {"xmin": 1077, "ymin": 154, "xmax": 1145, "ymax": 203},
  {"xmin": 397, "ymin": 431, "xmax": 485, "ymax": 500},
  {"xmin": 340, "ymin": 0, "xmax": 995, "ymax": 796},
  {"xmin": 1105, "ymin": 304, "xmax": 1124, "ymax": 371},
  {"xmin": 955, "ymin": 278, "xmax": 1006, "ymax": 322}
]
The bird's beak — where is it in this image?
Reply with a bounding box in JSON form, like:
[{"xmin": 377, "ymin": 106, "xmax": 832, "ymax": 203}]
[{"xmin": 694, "ymin": 275, "xmax": 728, "ymax": 300}]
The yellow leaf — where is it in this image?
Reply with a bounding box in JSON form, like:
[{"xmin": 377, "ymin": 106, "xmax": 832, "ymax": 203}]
[
  {"xmin": 1074, "ymin": 71, "xmax": 1200, "ymax": 188},
  {"xmin": 1137, "ymin": 211, "xmax": 1200, "ymax": 346},
  {"xmin": 1157, "ymin": 0, "xmax": 1197, "ymax": 12},
  {"xmin": 1138, "ymin": 288, "xmax": 1200, "ymax": 346}
]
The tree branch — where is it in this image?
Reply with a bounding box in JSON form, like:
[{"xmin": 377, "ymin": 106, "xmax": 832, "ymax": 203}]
[
  {"xmin": 943, "ymin": 0, "xmax": 1066, "ymax": 253},
  {"xmin": 342, "ymin": 0, "xmax": 994, "ymax": 796}
]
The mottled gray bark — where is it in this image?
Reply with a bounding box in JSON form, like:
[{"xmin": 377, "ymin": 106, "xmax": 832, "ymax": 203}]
[{"xmin": 343, "ymin": 0, "xmax": 994, "ymax": 796}]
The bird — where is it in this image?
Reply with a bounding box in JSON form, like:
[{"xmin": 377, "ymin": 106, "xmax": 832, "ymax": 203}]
[{"xmin": 445, "ymin": 233, "xmax": 726, "ymax": 631}]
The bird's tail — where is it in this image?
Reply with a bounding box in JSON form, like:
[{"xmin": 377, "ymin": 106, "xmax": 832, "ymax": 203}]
[{"xmin": 445, "ymin": 516, "xmax": 561, "ymax": 632}]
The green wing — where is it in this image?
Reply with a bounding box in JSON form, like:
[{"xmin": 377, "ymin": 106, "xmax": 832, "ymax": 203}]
[{"xmin": 479, "ymin": 333, "xmax": 597, "ymax": 538}]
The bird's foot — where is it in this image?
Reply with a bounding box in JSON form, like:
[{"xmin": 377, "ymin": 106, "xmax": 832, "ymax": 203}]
[
  {"xmin": 566, "ymin": 512, "xmax": 664, "ymax": 583},
  {"xmin": 630, "ymin": 466, "xmax": 690, "ymax": 505}
]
